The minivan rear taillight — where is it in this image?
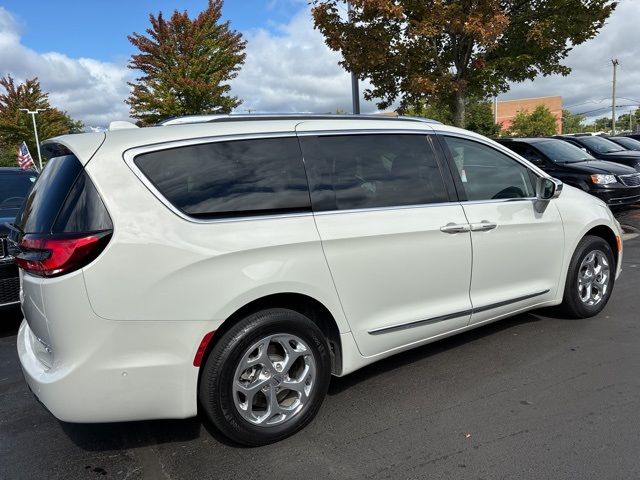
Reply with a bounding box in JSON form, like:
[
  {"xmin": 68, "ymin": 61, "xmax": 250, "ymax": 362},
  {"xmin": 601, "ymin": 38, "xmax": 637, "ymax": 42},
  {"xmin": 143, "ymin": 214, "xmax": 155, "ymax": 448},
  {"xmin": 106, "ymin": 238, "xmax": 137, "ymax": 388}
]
[
  {"xmin": 15, "ymin": 231, "xmax": 112, "ymax": 277},
  {"xmin": 12, "ymin": 149, "xmax": 114, "ymax": 278}
]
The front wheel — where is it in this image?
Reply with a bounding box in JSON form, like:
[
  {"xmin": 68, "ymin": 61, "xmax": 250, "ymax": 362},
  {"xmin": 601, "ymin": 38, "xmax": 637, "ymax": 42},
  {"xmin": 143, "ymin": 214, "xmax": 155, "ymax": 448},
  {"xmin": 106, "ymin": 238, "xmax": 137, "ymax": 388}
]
[
  {"xmin": 198, "ymin": 308, "xmax": 332, "ymax": 446},
  {"xmin": 561, "ymin": 235, "xmax": 615, "ymax": 318}
]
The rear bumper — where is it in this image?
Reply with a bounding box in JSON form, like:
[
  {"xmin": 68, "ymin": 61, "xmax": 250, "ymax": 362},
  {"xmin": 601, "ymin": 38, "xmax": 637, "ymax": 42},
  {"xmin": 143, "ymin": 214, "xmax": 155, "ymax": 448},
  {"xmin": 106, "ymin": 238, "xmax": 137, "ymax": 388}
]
[
  {"xmin": 18, "ymin": 319, "xmax": 202, "ymax": 423},
  {"xmin": 17, "ymin": 271, "xmax": 212, "ymax": 423}
]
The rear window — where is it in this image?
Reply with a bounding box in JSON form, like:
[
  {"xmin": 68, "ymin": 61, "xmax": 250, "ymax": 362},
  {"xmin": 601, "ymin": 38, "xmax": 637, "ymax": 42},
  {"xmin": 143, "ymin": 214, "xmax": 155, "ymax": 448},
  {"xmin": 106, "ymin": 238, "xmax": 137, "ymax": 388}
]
[
  {"xmin": 16, "ymin": 155, "xmax": 83, "ymax": 233},
  {"xmin": 134, "ymin": 137, "xmax": 311, "ymax": 219},
  {"xmin": 15, "ymin": 153, "xmax": 112, "ymax": 234}
]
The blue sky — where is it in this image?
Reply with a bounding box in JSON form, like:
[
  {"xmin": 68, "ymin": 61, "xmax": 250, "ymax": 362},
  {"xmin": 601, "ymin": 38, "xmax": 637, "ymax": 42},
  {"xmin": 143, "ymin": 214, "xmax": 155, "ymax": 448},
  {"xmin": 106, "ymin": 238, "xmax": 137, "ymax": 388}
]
[
  {"xmin": 1, "ymin": 0, "xmax": 302, "ymax": 62},
  {"xmin": 1, "ymin": 0, "xmax": 639, "ymax": 127}
]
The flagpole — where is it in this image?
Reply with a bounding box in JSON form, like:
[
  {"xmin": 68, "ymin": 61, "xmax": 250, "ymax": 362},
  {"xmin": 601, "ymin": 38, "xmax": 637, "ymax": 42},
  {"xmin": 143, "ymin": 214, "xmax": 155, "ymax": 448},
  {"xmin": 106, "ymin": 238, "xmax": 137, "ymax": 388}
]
[{"xmin": 19, "ymin": 108, "xmax": 45, "ymax": 171}]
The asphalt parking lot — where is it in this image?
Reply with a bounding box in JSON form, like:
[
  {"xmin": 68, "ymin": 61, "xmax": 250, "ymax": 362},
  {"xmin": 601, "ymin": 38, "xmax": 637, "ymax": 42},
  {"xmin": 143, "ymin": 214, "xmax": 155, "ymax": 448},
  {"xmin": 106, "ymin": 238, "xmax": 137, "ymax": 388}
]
[{"xmin": 2, "ymin": 229, "xmax": 640, "ymax": 479}]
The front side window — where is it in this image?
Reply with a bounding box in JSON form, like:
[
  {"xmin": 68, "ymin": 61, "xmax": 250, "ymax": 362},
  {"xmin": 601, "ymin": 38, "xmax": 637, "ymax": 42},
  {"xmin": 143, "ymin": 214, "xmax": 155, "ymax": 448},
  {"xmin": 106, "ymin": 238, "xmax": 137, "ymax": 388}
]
[
  {"xmin": 443, "ymin": 136, "xmax": 536, "ymax": 201},
  {"xmin": 135, "ymin": 137, "xmax": 310, "ymax": 219},
  {"xmin": 299, "ymin": 134, "xmax": 448, "ymax": 211}
]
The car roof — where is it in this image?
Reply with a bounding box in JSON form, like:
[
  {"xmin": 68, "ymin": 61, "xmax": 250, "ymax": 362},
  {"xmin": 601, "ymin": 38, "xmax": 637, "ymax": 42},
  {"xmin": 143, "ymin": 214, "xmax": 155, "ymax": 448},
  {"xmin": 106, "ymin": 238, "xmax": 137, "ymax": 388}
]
[
  {"xmin": 498, "ymin": 137, "xmax": 559, "ymax": 145},
  {"xmin": 45, "ymin": 115, "xmax": 496, "ymax": 164}
]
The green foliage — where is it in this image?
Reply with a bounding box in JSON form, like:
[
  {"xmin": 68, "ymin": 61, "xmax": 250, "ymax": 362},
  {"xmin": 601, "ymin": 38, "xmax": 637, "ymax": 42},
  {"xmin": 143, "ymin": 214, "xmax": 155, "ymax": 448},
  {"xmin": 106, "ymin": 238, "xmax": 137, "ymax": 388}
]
[
  {"xmin": 127, "ymin": 0, "xmax": 246, "ymax": 125},
  {"xmin": 407, "ymin": 97, "xmax": 500, "ymax": 137},
  {"xmin": 312, "ymin": 0, "xmax": 617, "ymax": 128},
  {"xmin": 562, "ymin": 109, "xmax": 586, "ymax": 134},
  {"xmin": 508, "ymin": 105, "xmax": 557, "ymax": 137},
  {"xmin": 593, "ymin": 116, "xmax": 612, "ymax": 131},
  {"xmin": 615, "ymin": 110, "xmax": 640, "ymax": 133},
  {"xmin": 0, "ymin": 75, "xmax": 84, "ymax": 168}
]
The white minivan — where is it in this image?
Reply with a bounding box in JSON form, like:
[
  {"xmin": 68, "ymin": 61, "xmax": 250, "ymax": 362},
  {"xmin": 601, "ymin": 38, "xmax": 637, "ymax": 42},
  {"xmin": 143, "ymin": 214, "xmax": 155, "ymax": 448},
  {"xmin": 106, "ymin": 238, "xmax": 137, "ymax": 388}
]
[{"xmin": 13, "ymin": 115, "xmax": 622, "ymax": 445}]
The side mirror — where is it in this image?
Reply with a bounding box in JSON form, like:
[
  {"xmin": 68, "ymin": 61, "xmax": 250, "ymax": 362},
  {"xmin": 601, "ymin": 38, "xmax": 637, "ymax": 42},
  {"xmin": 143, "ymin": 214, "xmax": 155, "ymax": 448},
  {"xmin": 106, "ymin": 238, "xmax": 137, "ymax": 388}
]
[{"xmin": 534, "ymin": 177, "xmax": 562, "ymax": 213}]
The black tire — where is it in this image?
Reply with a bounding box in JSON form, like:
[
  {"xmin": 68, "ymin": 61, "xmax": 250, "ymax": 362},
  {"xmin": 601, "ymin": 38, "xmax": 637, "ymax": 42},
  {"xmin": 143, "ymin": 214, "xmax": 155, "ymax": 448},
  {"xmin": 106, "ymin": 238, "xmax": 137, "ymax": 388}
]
[
  {"xmin": 198, "ymin": 308, "xmax": 331, "ymax": 446},
  {"xmin": 561, "ymin": 235, "xmax": 616, "ymax": 318}
]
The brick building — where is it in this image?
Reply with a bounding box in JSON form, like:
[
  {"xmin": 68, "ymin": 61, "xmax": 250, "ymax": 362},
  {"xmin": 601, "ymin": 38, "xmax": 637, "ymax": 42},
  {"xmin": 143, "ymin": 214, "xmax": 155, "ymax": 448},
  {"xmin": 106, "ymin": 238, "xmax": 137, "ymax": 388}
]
[{"xmin": 496, "ymin": 96, "xmax": 563, "ymax": 134}]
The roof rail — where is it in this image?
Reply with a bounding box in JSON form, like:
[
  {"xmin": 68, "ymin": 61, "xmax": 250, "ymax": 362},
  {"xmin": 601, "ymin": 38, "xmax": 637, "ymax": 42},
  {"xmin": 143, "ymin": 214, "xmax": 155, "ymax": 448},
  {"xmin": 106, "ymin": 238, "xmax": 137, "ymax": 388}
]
[{"xmin": 157, "ymin": 113, "xmax": 442, "ymax": 126}]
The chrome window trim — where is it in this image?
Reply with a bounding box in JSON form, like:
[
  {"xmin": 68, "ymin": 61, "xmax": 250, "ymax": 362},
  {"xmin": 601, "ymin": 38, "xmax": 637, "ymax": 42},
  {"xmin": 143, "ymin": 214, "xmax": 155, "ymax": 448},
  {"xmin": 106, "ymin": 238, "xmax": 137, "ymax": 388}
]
[
  {"xmin": 313, "ymin": 201, "xmax": 461, "ymax": 216},
  {"xmin": 295, "ymin": 128, "xmax": 434, "ymax": 137},
  {"xmin": 368, "ymin": 289, "xmax": 550, "ymax": 335},
  {"xmin": 124, "ymin": 129, "xmax": 542, "ymax": 224}
]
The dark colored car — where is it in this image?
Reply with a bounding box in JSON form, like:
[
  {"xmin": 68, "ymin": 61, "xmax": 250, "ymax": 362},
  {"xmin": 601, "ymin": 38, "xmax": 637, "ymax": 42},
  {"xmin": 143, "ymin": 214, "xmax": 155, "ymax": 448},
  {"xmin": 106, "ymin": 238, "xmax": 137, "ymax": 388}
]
[
  {"xmin": 1, "ymin": 168, "xmax": 38, "ymax": 309},
  {"xmin": 498, "ymin": 137, "xmax": 640, "ymax": 206},
  {"xmin": 606, "ymin": 136, "xmax": 640, "ymax": 151},
  {"xmin": 555, "ymin": 135, "xmax": 640, "ymax": 171}
]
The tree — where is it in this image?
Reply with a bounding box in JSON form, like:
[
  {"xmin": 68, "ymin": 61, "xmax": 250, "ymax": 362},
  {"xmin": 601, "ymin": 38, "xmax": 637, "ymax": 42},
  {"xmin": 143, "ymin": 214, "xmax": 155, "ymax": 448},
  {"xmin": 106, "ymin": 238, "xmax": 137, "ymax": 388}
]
[
  {"xmin": 593, "ymin": 116, "xmax": 612, "ymax": 132},
  {"xmin": 0, "ymin": 75, "xmax": 83, "ymax": 168},
  {"xmin": 407, "ymin": 97, "xmax": 500, "ymax": 137},
  {"xmin": 312, "ymin": 0, "xmax": 616, "ymax": 128},
  {"xmin": 507, "ymin": 105, "xmax": 557, "ymax": 137},
  {"xmin": 562, "ymin": 109, "xmax": 586, "ymax": 134},
  {"xmin": 616, "ymin": 110, "xmax": 640, "ymax": 133},
  {"xmin": 127, "ymin": 0, "xmax": 246, "ymax": 125}
]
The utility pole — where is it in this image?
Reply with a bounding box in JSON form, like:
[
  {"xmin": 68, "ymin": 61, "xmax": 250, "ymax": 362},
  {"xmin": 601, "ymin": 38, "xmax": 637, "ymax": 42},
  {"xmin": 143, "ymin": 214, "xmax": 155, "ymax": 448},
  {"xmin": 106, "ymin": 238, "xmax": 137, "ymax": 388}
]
[
  {"xmin": 19, "ymin": 108, "xmax": 45, "ymax": 171},
  {"xmin": 347, "ymin": 1, "xmax": 360, "ymax": 114},
  {"xmin": 611, "ymin": 59, "xmax": 619, "ymax": 135}
]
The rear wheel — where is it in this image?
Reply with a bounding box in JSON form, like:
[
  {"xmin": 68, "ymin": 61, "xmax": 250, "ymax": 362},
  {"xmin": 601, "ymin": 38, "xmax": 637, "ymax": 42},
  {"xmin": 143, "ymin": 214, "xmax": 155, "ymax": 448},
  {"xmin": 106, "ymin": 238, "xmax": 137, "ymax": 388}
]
[
  {"xmin": 198, "ymin": 308, "xmax": 331, "ymax": 446},
  {"xmin": 561, "ymin": 235, "xmax": 615, "ymax": 318}
]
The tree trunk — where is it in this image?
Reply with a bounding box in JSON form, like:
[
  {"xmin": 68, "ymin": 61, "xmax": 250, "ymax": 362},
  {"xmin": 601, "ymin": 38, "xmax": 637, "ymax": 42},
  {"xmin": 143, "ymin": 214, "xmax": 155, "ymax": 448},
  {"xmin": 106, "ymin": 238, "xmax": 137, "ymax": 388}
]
[{"xmin": 454, "ymin": 90, "xmax": 465, "ymax": 128}]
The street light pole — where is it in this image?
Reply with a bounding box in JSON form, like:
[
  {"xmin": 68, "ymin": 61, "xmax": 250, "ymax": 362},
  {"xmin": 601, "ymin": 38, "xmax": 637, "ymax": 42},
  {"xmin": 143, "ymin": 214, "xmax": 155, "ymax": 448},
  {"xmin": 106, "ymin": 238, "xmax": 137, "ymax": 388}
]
[
  {"xmin": 347, "ymin": 1, "xmax": 360, "ymax": 114},
  {"xmin": 611, "ymin": 59, "xmax": 619, "ymax": 135},
  {"xmin": 19, "ymin": 108, "xmax": 45, "ymax": 171}
]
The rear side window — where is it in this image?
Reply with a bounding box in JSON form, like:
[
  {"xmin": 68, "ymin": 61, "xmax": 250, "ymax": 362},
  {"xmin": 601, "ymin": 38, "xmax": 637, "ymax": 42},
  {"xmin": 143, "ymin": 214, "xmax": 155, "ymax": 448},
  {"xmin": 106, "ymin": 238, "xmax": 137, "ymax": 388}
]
[
  {"xmin": 15, "ymin": 153, "xmax": 112, "ymax": 234},
  {"xmin": 298, "ymin": 134, "xmax": 449, "ymax": 211},
  {"xmin": 134, "ymin": 137, "xmax": 310, "ymax": 219},
  {"xmin": 16, "ymin": 154, "xmax": 82, "ymax": 233}
]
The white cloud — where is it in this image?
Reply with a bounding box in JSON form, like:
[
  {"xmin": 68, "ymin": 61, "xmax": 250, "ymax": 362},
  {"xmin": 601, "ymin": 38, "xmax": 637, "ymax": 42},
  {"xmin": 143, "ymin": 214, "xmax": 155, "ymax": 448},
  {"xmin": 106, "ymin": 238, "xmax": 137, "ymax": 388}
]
[
  {"xmin": 0, "ymin": 7, "xmax": 132, "ymax": 128},
  {"xmin": 230, "ymin": 8, "xmax": 378, "ymax": 114},
  {"xmin": 1, "ymin": 1, "xmax": 637, "ymax": 128},
  {"xmin": 503, "ymin": 0, "xmax": 640, "ymax": 122}
]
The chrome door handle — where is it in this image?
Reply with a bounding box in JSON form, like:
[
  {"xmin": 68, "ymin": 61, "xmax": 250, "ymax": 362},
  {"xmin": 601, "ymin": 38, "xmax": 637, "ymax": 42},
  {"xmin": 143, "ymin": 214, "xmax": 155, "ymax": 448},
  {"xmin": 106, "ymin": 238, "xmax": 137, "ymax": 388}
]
[
  {"xmin": 470, "ymin": 221, "xmax": 497, "ymax": 232},
  {"xmin": 440, "ymin": 223, "xmax": 470, "ymax": 234}
]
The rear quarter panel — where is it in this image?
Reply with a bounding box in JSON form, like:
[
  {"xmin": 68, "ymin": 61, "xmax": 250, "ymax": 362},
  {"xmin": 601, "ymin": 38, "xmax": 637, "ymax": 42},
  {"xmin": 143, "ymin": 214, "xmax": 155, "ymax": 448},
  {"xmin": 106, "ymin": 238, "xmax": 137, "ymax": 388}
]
[{"xmin": 80, "ymin": 137, "xmax": 350, "ymax": 334}]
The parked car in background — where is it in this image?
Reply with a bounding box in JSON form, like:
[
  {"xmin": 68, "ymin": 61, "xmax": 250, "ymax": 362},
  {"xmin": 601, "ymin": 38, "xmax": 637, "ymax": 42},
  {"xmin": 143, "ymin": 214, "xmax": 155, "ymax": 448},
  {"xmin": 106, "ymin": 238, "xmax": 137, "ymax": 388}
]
[
  {"xmin": 555, "ymin": 135, "xmax": 640, "ymax": 171},
  {"xmin": 618, "ymin": 134, "xmax": 640, "ymax": 142},
  {"xmin": 14, "ymin": 115, "xmax": 623, "ymax": 446},
  {"xmin": 0, "ymin": 168, "xmax": 37, "ymax": 310},
  {"xmin": 498, "ymin": 138, "xmax": 640, "ymax": 207},
  {"xmin": 605, "ymin": 136, "xmax": 640, "ymax": 151}
]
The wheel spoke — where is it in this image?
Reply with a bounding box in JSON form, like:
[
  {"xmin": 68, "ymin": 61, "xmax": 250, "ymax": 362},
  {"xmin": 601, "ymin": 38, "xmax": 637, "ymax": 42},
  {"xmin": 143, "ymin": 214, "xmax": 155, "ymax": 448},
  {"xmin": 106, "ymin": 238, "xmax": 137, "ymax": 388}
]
[
  {"xmin": 232, "ymin": 333, "xmax": 317, "ymax": 428},
  {"xmin": 576, "ymin": 249, "xmax": 611, "ymax": 307}
]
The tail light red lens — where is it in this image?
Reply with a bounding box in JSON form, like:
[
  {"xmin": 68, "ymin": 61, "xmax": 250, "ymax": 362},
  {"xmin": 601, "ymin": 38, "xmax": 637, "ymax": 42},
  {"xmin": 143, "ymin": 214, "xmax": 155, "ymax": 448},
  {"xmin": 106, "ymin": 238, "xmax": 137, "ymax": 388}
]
[{"xmin": 15, "ymin": 231, "xmax": 112, "ymax": 277}]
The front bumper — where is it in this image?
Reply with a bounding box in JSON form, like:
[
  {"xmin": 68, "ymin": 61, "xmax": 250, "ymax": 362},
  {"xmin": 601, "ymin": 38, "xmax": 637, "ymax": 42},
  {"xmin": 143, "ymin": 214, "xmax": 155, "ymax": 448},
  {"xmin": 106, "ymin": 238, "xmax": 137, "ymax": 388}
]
[
  {"xmin": 0, "ymin": 259, "xmax": 19, "ymax": 308},
  {"xmin": 590, "ymin": 186, "xmax": 640, "ymax": 207}
]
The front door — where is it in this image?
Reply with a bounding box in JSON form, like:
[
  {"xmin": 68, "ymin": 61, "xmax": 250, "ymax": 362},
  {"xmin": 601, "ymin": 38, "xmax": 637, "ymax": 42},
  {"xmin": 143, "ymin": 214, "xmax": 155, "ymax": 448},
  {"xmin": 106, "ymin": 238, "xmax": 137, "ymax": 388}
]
[
  {"xmin": 297, "ymin": 126, "xmax": 473, "ymax": 357},
  {"xmin": 440, "ymin": 135, "xmax": 565, "ymax": 325}
]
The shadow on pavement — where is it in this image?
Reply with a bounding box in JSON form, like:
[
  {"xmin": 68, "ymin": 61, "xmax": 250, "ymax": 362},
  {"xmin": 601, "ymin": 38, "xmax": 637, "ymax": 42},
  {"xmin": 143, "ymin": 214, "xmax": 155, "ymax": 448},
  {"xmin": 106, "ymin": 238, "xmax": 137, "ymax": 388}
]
[{"xmin": 328, "ymin": 311, "xmax": 542, "ymax": 395}]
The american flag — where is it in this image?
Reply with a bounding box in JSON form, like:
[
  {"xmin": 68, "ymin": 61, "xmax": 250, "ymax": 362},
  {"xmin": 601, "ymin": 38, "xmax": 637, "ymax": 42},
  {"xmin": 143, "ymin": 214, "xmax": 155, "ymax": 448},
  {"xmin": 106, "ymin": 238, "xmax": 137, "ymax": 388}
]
[{"xmin": 17, "ymin": 142, "xmax": 34, "ymax": 170}]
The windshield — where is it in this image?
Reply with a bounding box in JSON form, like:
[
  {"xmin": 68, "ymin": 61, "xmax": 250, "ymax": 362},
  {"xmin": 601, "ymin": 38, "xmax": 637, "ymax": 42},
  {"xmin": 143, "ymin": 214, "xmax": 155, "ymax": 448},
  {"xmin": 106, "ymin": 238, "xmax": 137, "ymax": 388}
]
[
  {"xmin": 535, "ymin": 140, "xmax": 594, "ymax": 163},
  {"xmin": 610, "ymin": 136, "xmax": 640, "ymax": 150},
  {"xmin": 577, "ymin": 136, "xmax": 626, "ymax": 154},
  {"xmin": 0, "ymin": 173, "xmax": 37, "ymax": 214}
]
